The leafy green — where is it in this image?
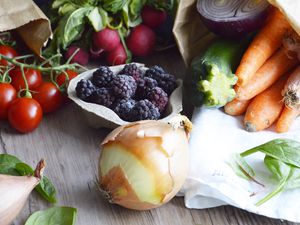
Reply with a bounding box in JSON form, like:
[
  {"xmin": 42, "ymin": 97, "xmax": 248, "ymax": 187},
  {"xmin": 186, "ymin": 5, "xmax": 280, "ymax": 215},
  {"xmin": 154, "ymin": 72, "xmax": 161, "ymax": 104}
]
[
  {"xmin": 62, "ymin": 7, "xmax": 92, "ymax": 49},
  {"xmin": 87, "ymin": 7, "xmax": 104, "ymax": 31},
  {"xmin": 101, "ymin": 0, "xmax": 127, "ymax": 14},
  {"xmin": 231, "ymin": 139, "xmax": 300, "ymax": 206},
  {"xmin": 241, "ymin": 139, "xmax": 300, "ymax": 168},
  {"xmin": 25, "ymin": 207, "xmax": 77, "ymax": 225},
  {"xmin": 230, "ymin": 153, "xmax": 256, "ymax": 180},
  {"xmin": 0, "ymin": 154, "xmax": 22, "ymax": 175},
  {"xmin": 0, "ymin": 154, "xmax": 57, "ymax": 203}
]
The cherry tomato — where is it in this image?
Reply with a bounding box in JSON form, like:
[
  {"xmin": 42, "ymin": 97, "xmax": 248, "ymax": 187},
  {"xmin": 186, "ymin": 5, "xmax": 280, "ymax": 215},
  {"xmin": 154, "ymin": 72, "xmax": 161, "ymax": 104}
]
[
  {"xmin": 32, "ymin": 82, "xmax": 63, "ymax": 114},
  {"xmin": 10, "ymin": 68, "xmax": 42, "ymax": 91},
  {"xmin": 0, "ymin": 45, "xmax": 18, "ymax": 66},
  {"xmin": 8, "ymin": 97, "xmax": 43, "ymax": 133},
  {"xmin": 56, "ymin": 70, "xmax": 78, "ymax": 87},
  {"xmin": 0, "ymin": 83, "xmax": 17, "ymax": 120}
]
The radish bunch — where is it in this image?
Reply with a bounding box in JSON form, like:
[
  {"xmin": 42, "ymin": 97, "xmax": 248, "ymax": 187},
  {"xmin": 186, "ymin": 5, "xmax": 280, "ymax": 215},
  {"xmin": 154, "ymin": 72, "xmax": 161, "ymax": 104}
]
[{"xmin": 64, "ymin": 6, "xmax": 170, "ymax": 66}]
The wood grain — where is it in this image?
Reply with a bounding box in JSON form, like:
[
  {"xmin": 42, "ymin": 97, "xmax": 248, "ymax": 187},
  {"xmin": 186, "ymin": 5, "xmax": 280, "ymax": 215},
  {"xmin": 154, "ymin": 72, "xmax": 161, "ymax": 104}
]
[{"xmin": 0, "ymin": 48, "xmax": 298, "ymax": 225}]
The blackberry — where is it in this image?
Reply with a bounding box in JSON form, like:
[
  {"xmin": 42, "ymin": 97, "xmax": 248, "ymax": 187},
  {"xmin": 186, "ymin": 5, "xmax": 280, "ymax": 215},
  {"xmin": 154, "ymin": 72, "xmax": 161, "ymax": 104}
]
[
  {"xmin": 111, "ymin": 75, "xmax": 137, "ymax": 99},
  {"xmin": 90, "ymin": 88, "xmax": 115, "ymax": 108},
  {"xmin": 92, "ymin": 66, "xmax": 115, "ymax": 87},
  {"xmin": 76, "ymin": 79, "xmax": 96, "ymax": 101},
  {"xmin": 113, "ymin": 99, "xmax": 136, "ymax": 121},
  {"xmin": 130, "ymin": 99, "xmax": 160, "ymax": 121},
  {"xmin": 147, "ymin": 87, "xmax": 168, "ymax": 113},
  {"xmin": 136, "ymin": 77, "xmax": 158, "ymax": 99},
  {"xmin": 145, "ymin": 66, "xmax": 165, "ymax": 77},
  {"xmin": 145, "ymin": 66, "xmax": 177, "ymax": 95},
  {"xmin": 120, "ymin": 63, "xmax": 143, "ymax": 81}
]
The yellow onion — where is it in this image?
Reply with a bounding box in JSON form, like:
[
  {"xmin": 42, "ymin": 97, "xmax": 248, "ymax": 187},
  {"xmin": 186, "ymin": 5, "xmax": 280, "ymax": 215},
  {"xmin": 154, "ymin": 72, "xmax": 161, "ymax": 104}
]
[
  {"xmin": 98, "ymin": 115, "xmax": 192, "ymax": 210},
  {"xmin": 0, "ymin": 160, "xmax": 44, "ymax": 225}
]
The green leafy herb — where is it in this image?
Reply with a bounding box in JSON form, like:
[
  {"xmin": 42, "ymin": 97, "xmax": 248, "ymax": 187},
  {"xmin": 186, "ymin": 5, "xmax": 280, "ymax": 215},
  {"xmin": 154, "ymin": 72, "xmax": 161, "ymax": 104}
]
[
  {"xmin": 0, "ymin": 154, "xmax": 57, "ymax": 203},
  {"xmin": 241, "ymin": 139, "xmax": 300, "ymax": 168},
  {"xmin": 25, "ymin": 207, "xmax": 77, "ymax": 225},
  {"xmin": 101, "ymin": 0, "xmax": 127, "ymax": 14},
  {"xmin": 231, "ymin": 139, "xmax": 300, "ymax": 206},
  {"xmin": 87, "ymin": 7, "xmax": 104, "ymax": 31}
]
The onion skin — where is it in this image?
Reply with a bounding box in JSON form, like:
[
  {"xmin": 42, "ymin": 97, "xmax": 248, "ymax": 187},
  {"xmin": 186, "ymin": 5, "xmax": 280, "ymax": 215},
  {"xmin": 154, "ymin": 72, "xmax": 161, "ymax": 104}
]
[
  {"xmin": 197, "ymin": 0, "xmax": 270, "ymax": 37},
  {"xmin": 99, "ymin": 116, "xmax": 191, "ymax": 210},
  {"xmin": 0, "ymin": 159, "xmax": 44, "ymax": 225}
]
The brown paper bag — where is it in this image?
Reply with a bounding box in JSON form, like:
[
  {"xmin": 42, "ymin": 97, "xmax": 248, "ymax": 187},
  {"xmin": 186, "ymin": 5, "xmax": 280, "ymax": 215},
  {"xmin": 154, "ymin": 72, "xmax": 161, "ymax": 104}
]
[
  {"xmin": 173, "ymin": 0, "xmax": 300, "ymax": 67},
  {"xmin": 0, "ymin": 0, "xmax": 52, "ymax": 56}
]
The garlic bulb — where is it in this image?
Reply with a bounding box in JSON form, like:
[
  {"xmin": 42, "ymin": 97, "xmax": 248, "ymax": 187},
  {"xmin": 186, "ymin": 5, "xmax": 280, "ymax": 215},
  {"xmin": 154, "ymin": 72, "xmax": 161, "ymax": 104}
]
[
  {"xmin": 99, "ymin": 115, "xmax": 192, "ymax": 210},
  {"xmin": 0, "ymin": 159, "xmax": 44, "ymax": 225}
]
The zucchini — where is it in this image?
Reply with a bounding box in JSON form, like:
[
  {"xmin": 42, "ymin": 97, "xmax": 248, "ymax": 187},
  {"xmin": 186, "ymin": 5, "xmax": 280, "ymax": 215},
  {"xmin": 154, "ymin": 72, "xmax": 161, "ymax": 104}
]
[{"xmin": 186, "ymin": 38, "xmax": 250, "ymax": 108}]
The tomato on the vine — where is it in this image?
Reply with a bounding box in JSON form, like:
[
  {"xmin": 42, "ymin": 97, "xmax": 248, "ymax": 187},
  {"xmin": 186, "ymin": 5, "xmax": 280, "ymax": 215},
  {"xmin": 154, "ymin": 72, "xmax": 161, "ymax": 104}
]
[
  {"xmin": 8, "ymin": 97, "xmax": 43, "ymax": 133},
  {"xmin": 10, "ymin": 68, "xmax": 42, "ymax": 91},
  {"xmin": 32, "ymin": 82, "xmax": 63, "ymax": 114},
  {"xmin": 56, "ymin": 70, "xmax": 78, "ymax": 87},
  {"xmin": 0, "ymin": 45, "xmax": 18, "ymax": 66},
  {"xmin": 0, "ymin": 83, "xmax": 17, "ymax": 120}
]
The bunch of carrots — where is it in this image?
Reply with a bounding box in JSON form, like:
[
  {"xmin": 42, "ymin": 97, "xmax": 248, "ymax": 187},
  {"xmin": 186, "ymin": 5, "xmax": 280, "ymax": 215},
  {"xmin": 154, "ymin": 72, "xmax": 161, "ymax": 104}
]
[{"xmin": 225, "ymin": 8, "xmax": 300, "ymax": 133}]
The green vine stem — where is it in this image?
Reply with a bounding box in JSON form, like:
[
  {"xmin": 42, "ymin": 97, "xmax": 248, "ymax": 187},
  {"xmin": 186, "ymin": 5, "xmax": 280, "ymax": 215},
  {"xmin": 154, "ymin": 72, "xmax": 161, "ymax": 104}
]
[
  {"xmin": 19, "ymin": 65, "xmax": 32, "ymax": 98},
  {"xmin": 0, "ymin": 54, "xmax": 85, "ymax": 74}
]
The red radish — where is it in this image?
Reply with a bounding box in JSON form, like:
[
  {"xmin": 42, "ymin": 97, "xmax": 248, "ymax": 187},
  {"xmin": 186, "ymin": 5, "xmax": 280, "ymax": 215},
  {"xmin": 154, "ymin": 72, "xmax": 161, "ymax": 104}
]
[
  {"xmin": 106, "ymin": 44, "xmax": 127, "ymax": 65},
  {"xmin": 141, "ymin": 6, "xmax": 167, "ymax": 28},
  {"xmin": 65, "ymin": 46, "xmax": 89, "ymax": 65},
  {"xmin": 127, "ymin": 25, "xmax": 156, "ymax": 57},
  {"xmin": 93, "ymin": 28, "xmax": 120, "ymax": 53}
]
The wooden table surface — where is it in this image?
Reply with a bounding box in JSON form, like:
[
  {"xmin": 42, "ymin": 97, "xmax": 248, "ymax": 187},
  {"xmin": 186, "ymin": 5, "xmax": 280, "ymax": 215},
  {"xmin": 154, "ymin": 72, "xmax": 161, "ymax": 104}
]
[{"xmin": 0, "ymin": 49, "xmax": 298, "ymax": 225}]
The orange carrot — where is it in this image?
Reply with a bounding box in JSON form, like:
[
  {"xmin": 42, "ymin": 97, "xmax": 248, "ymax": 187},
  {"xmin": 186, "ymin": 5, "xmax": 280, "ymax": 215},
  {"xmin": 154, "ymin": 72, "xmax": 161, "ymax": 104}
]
[
  {"xmin": 236, "ymin": 48, "xmax": 298, "ymax": 101},
  {"xmin": 244, "ymin": 75, "xmax": 288, "ymax": 132},
  {"xmin": 282, "ymin": 66, "xmax": 300, "ymax": 108},
  {"xmin": 236, "ymin": 8, "xmax": 291, "ymax": 86},
  {"xmin": 276, "ymin": 106, "xmax": 300, "ymax": 133},
  {"xmin": 224, "ymin": 99, "xmax": 251, "ymax": 116}
]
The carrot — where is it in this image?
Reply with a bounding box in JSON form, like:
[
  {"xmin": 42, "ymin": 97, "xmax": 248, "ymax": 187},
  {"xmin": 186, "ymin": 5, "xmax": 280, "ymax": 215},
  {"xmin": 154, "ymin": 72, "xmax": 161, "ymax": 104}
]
[
  {"xmin": 235, "ymin": 47, "xmax": 298, "ymax": 101},
  {"xmin": 282, "ymin": 66, "xmax": 300, "ymax": 108},
  {"xmin": 236, "ymin": 8, "xmax": 292, "ymax": 86},
  {"xmin": 224, "ymin": 99, "xmax": 251, "ymax": 116},
  {"xmin": 244, "ymin": 75, "xmax": 288, "ymax": 132},
  {"xmin": 276, "ymin": 106, "xmax": 300, "ymax": 133}
]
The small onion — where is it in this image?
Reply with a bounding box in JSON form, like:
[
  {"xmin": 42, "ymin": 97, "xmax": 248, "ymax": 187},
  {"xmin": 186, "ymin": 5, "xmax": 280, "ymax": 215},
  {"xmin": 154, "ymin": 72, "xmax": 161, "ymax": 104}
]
[
  {"xmin": 98, "ymin": 115, "xmax": 192, "ymax": 210},
  {"xmin": 197, "ymin": 0, "xmax": 270, "ymax": 37}
]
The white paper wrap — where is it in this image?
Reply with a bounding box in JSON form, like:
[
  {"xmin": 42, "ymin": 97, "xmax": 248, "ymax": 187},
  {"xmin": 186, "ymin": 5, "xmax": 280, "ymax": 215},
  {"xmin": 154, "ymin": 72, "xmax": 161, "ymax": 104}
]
[{"xmin": 181, "ymin": 108, "xmax": 300, "ymax": 222}]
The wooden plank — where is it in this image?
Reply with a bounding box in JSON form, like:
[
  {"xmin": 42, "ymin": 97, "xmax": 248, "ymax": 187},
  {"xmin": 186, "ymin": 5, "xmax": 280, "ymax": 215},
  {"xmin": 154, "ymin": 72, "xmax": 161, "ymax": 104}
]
[{"xmin": 0, "ymin": 48, "xmax": 299, "ymax": 225}]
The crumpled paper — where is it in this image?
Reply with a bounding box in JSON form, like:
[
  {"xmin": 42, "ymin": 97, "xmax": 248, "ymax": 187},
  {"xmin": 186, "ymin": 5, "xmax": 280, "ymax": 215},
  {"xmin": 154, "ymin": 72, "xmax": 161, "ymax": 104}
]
[
  {"xmin": 0, "ymin": 0, "xmax": 52, "ymax": 56},
  {"xmin": 181, "ymin": 108, "xmax": 300, "ymax": 222}
]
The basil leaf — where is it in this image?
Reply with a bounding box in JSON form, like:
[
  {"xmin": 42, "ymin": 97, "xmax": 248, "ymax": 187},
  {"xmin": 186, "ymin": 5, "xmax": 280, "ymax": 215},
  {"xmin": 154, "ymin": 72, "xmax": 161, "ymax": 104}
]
[
  {"xmin": 241, "ymin": 139, "xmax": 300, "ymax": 168},
  {"xmin": 87, "ymin": 7, "xmax": 104, "ymax": 31},
  {"xmin": 62, "ymin": 7, "xmax": 92, "ymax": 49},
  {"xmin": 25, "ymin": 207, "xmax": 77, "ymax": 225},
  {"xmin": 264, "ymin": 156, "xmax": 291, "ymax": 181},
  {"xmin": 15, "ymin": 162, "xmax": 34, "ymax": 175},
  {"xmin": 35, "ymin": 177, "xmax": 57, "ymax": 203},
  {"xmin": 0, "ymin": 154, "xmax": 22, "ymax": 175},
  {"xmin": 285, "ymin": 167, "xmax": 300, "ymax": 190}
]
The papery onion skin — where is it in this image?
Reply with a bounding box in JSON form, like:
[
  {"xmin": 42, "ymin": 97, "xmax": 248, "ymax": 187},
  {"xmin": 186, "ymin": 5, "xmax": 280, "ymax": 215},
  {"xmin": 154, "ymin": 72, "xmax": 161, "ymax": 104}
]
[
  {"xmin": 99, "ymin": 116, "xmax": 191, "ymax": 210},
  {"xmin": 0, "ymin": 159, "xmax": 44, "ymax": 225},
  {"xmin": 197, "ymin": 0, "xmax": 270, "ymax": 37},
  {"xmin": 0, "ymin": 175, "xmax": 40, "ymax": 225}
]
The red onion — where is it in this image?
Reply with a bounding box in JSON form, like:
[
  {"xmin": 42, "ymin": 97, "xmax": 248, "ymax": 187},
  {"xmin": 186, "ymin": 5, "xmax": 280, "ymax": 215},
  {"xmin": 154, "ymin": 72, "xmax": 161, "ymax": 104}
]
[{"xmin": 197, "ymin": 0, "xmax": 270, "ymax": 37}]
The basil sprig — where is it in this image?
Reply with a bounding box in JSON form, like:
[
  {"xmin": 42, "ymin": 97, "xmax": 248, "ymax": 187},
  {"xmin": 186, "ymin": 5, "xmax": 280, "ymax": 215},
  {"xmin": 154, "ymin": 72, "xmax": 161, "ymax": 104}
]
[
  {"xmin": 0, "ymin": 154, "xmax": 57, "ymax": 203},
  {"xmin": 232, "ymin": 139, "xmax": 300, "ymax": 206},
  {"xmin": 25, "ymin": 207, "xmax": 77, "ymax": 225}
]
